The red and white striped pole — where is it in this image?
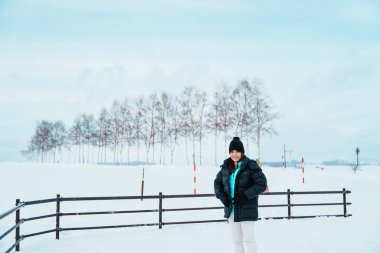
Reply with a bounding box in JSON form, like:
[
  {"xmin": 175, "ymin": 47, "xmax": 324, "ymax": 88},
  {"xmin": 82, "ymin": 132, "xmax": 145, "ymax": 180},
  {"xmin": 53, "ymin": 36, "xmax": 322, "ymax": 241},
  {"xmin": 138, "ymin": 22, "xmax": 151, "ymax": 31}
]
[
  {"xmin": 301, "ymin": 157, "xmax": 305, "ymax": 184},
  {"xmin": 193, "ymin": 154, "xmax": 197, "ymax": 195}
]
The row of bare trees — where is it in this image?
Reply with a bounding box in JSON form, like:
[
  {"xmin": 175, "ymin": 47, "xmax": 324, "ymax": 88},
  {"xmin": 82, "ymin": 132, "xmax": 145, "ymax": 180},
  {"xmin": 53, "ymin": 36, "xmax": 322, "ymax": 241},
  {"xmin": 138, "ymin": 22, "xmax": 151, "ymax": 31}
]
[{"xmin": 23, "ymin": 78, "xmax": 278, "ymax": 165}]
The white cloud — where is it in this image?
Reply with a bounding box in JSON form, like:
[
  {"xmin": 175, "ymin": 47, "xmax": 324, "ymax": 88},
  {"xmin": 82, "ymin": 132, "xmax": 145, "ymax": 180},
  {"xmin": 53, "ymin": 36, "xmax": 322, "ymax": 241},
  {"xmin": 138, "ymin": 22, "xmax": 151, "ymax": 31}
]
[
  {"xmin": 158, "ymin": 0, "xmax": 250, "ymax": 12},
  {"xmin": 75, "ymin": 64, "xmax": 131, "ymax": 102},
  {"xmin": 339, "ymin": 127, "xmax": 362, "ymax": 137},
  {"xmin": 14, "ymin": 0, "xmax": 250, "ymax": 16},
  {"xmin": 339, "ymin": 2, "xmax": 380, "ymax": 25},
  {"xmin": 0, "ymin": 89, "xmax": 82, "ymax": 105},
  {"xmin": 77, "ymin": 64, "xmax": 126, "ymax": 89}
]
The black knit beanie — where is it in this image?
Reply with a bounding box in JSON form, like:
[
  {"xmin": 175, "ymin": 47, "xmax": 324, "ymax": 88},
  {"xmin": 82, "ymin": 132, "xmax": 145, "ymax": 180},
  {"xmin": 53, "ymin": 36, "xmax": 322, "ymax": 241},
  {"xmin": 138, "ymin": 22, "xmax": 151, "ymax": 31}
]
[{"xmin": 229, "ymin": 137, "xmax": 245, "ymax": 153}]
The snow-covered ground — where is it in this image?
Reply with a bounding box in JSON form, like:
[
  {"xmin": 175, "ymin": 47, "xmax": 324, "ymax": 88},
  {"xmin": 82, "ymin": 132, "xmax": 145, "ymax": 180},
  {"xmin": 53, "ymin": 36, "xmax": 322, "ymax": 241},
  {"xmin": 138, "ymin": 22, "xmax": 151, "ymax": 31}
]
[{"xmin": 1, "ymin": 162, "xmax": 379, "ymax": 252}]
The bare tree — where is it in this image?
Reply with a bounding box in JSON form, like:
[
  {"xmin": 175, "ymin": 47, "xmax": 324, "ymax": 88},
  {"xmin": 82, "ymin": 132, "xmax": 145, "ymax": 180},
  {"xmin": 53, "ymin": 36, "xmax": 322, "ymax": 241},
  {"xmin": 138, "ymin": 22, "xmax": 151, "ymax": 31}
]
[
  {"xmin": 196, "ymin": 91, "xmax": 207, "ymax": 165},
  {"xmin": 216, "ymin": 84, "xmax": 234, "ymax": 152},
  {"xmin": 157, "ymin": 92, "xmax": 171, "ymax": 164},
  {"xmin": 231, "ymin": 82, "xmax": 247, "ymax": 137},
  {"xmin": 80, "ymin": 113, "xmax": 96, "ymax": 164},
  {"xmin": 231, "ymin": 80, "xmax": 256, "ymax": 154},
  {"xmin": 70, "ymin": 114, "xmax": 96, "ymax": 164},
  {"xmin": 68, "ymin": 118, "xmax": 82, "ymax": 163},
  {"xmin": 119, "ymin": 98, "xmax": 134, "ymax": 165},
  {"xmin": 110, "ymin": 100, "xmax": 123, "ymax": 164},
  {"xmin": 64, "ymin": 138, "xmax": 72, "ymax": 163},
  {"xmin": 97, "ymin": 108, "xmax": 112, "ymax": 164},
  {"xmin": 167, "ymin": 97, "xmax": 182, "ymax": 165},
  {"xmin": 251, "ymin": 78, "xmax": 278, "ymax": 160},
  {"xmin": 23, "ymin": 121, "xmax": 53, "ymax": 162},
  {"xmin": 179, "ymin": 87, "xmax": 196, "ymax": 165},
  {"xmin": 51, "ymin": 121, "xmax": 66, "ymax": 163},
  {"xmin": 179, "ymin": 86, "xmax": 207, "ymax": 165},
  {"xmin": 142, "ymin": 93, "xmax": 160, "ymax": 164},
  {"xmin": 179, "ymin": 111, "xmax": 191, "ymax": 165},
  {"xmin": 21, "ymin": 140, "xmax": 38, "ymax": 161},
  {"xmin": 133, "ymin": 96, "xmax": 146, "ymax": 162},
  {"xmin": 23, "ymin": 76, "xmax": 278, "ymax": 165},
  {"xmin": 207, "ymin": 89, "xmax": 224, "ymax": 166}
]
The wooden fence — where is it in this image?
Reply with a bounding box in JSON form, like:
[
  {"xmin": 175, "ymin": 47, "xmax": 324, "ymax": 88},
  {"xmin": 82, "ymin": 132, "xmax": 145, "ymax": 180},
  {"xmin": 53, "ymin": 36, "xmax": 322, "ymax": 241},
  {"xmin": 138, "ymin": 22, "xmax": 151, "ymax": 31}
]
[{"xmin": 0, "ymin": 189, "xmax": 351, "ymax": 252}]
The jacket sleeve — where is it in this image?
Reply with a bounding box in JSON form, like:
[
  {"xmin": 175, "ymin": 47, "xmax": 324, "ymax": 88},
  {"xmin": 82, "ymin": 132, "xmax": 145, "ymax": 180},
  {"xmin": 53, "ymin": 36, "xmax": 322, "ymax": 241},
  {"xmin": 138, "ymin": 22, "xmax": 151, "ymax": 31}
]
[
  {"xmin": 244, "ymin": 160, "xmax": 267, "ymax": 199},
  {"xmin": 214, "ymin": 169, "xmax": 224, "ymax": 199}
]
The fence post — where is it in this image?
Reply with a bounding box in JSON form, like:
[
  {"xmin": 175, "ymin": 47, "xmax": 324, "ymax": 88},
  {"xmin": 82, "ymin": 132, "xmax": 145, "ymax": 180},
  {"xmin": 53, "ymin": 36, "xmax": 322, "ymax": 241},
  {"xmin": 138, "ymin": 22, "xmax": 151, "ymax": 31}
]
[
  {"xmin": 342, "ymin": 188, "xmax": 347, "ymax": 217},
  {"xmin": 287, "ymin": 189, "xmax": 292, "ymax": 219},
  {"xmin": 56, "ymin": 194, "xmax": 61, "ymax": 240},
  {"xmin": 15, "ymin": 199, "xmax": 20, "ymax": 251},
  {"xmin": 158, "ymin": 192, "xmax": 163, "ymax": 229}
]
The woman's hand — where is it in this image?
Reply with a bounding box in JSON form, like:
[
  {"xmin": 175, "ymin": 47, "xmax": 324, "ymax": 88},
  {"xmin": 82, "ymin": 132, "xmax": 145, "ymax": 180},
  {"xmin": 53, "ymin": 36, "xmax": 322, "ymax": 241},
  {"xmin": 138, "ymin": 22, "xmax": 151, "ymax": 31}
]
[{"xmin": 219, "ymin": 194, "xmax": 231, "ymax": 207}]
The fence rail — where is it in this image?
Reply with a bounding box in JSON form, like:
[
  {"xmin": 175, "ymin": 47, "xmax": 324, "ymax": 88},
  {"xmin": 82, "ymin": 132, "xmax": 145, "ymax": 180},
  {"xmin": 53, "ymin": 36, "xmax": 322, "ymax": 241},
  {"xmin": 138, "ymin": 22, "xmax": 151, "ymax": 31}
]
[{"xmin": 0, "ymin": 188, "xmax": 351, "ymax": 252}]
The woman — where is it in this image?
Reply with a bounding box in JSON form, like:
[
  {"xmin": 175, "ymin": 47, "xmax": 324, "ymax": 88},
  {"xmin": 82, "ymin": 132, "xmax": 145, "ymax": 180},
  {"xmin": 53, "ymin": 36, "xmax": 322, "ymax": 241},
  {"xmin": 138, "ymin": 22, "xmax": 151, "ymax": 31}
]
[{"xmin": 214, "ymin": 137, "xmax": 267, "ymax": 253}]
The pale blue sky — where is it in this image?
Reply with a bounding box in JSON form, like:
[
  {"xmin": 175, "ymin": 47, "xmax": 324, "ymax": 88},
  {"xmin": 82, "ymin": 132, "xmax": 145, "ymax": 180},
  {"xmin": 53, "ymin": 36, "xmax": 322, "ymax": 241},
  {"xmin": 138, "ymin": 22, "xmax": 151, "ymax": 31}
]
[{"xmin": 1, "ymin": 0, "xmax": 379, "ymax": 163}]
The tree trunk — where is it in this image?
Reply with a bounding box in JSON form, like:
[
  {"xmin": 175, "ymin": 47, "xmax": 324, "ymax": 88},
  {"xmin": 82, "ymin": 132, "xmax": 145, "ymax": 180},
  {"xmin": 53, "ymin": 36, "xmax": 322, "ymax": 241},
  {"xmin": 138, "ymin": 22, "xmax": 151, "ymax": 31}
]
[
  {"xmin": 224, "ymin": 131, "xmax": 227, "ymax": 154},
  {"xmin": 171, "ymin": 145, "xmax": 174, "ymax": 165},
  {"xmin": 192, "ymin": 133, "xmax": 196, "ymax": 166},
  {"xmin": 120, "ymin": 143, "xmax": 122, "ymax": 164},
  {"xmin": 185, "ymin": 136, "xmax": 189, "ymax": 166},
  {"xmin": 127, "ymin": 143, "xmax": 130, "ymax": 165},
  {"xmin": 76, "ymin": 144, "xmax": 79, "ymax": 163},
  {"xmin": 99, "ymin": 140, "xmax": 102, "ymax": 164},
  {"xmin": 214, "ymin": 130, "xmax": 217, "ymax": 166},
  {"xmin": 163, "ymin": 141, "xmax": 166, "ymax": 165},
  {"xmin": 160, "ymin": 141, "xmax": 163, "ymax": 165},
  {"xmin": 246, "ymin": 135, "xmax": 249, "ymax": 157},
  {"xmin": 137, "ymin": 141, "xmax": 140, "ymax": 162},
  {"xmin": 234, "ymin": 125, "xmax": 238, "ymax": 137},
  {"xmin": 104, "ymin": 144, "xmax": 107, "ymax": 164},
  {"xmin": 75, "ymin": 144, "xmax": 78, "ymax": 163},
  {"xmin": 73, "ymin": 145, "xmax": 76, "ymax": 164},
  {"xmin": 257, "ymin": 129, "xmax": 261, "ymax": 160},
  {"xmin": 87, "ymin": 142, "xmax": 90, "ymax": 164},
  {"xmin": 199, "ymin": 135, "xmax": 202, "ymax": 166},
  {"xmin": 152, "ymin": 141, "xmax": 155, "ymax": 164},
  {"xmin": 114, "ymin": 142, "xmax": 117, "ymax": 164},
  {"xmin": 82, "ymin": 140, "xmax": 85, "ymax": 163}
]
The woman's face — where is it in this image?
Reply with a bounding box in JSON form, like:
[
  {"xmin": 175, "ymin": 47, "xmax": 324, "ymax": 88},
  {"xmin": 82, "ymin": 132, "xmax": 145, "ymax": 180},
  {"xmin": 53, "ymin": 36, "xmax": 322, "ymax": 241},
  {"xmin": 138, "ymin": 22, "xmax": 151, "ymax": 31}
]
[{"xmin": 230, "ymin": 150, "xmax": 242, "ymax": 163}]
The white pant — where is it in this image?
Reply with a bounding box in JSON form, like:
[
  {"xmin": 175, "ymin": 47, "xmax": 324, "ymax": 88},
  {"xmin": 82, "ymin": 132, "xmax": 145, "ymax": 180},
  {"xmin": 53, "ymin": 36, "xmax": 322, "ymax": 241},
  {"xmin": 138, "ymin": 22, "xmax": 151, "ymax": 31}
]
[{"xmin": 228, "ymin": 216, "xmax": 258, "ymax": 253}]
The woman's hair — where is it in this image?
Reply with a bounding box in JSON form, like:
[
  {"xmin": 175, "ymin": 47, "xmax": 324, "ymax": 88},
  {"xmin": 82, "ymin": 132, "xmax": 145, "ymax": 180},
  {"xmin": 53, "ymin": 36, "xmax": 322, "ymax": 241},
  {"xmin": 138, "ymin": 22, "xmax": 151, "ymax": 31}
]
[{"xmin": 227, "ymin": 154, "xmax": 245, "ymax": 173}]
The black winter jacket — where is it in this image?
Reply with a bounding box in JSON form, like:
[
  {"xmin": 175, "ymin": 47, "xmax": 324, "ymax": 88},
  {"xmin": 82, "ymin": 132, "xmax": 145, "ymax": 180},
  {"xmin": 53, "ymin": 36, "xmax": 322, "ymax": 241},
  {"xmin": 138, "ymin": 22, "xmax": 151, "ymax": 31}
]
[{"xmin": 214, "ymin": 156, "xmax": 267, "ymax": 221}]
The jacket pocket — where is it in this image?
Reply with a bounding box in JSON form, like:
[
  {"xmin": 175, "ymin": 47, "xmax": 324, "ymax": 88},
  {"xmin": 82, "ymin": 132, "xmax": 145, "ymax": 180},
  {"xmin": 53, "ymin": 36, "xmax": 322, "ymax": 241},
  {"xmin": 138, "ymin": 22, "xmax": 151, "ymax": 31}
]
[{"xmin": 224, "ymin": 206, "xmax": 232, "ymax": 218}]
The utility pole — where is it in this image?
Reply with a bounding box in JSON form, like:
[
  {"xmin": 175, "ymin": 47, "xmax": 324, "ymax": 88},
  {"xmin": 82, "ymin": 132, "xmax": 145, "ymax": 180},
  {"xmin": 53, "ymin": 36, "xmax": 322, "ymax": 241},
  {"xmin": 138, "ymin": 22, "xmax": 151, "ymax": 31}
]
[
  {"xmin": 283, "ymin": 145, "xmax": 294, "ymax": 167},
  {"xmin": 354, "ymin": 147, "xmax": 360, "ymax": 173}
]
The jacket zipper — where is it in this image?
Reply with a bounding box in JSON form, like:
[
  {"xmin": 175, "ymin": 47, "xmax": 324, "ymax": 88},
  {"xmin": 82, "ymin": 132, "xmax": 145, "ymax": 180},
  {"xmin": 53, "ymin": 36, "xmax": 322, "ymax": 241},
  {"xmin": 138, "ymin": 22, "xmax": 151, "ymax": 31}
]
[{"xmin": 234, "ymin": 162, "xmax": 244, "ymax": 221}]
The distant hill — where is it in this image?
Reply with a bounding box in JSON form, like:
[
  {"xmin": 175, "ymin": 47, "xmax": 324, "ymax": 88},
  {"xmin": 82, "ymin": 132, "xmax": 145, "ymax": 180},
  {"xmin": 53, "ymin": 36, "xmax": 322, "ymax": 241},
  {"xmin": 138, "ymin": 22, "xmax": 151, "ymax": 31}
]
[
  {"xmin": 322, "ymin": 160, "xmax": 351, "ymax": 166},
  {"xmin": 261, "ymin": 160, "xmax": 301, "ymax": 168}
]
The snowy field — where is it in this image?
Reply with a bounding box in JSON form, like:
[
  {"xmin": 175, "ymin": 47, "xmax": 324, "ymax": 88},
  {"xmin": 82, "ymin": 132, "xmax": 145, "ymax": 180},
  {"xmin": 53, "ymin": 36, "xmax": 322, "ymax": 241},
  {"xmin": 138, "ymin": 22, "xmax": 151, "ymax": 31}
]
[{"xmin": 1, "ymin": 162, "xmax": 380, "ymax": 253}]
